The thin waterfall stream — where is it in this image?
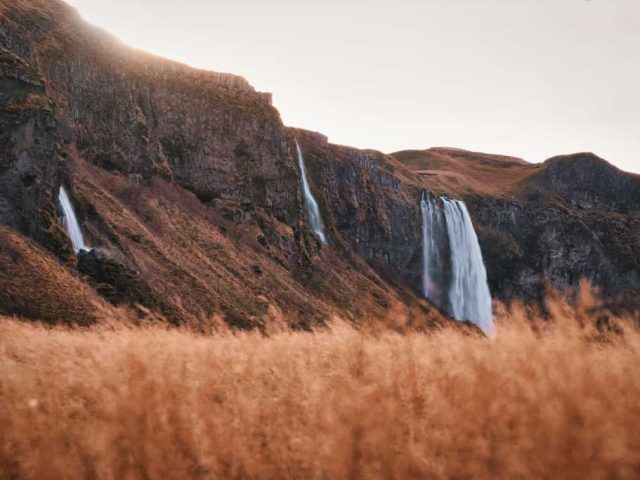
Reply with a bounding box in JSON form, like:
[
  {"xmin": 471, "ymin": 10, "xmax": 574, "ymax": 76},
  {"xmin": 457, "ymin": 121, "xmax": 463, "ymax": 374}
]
[
  {"xmin": 296, "ymin": 141, "xmax": 328, "ymax": 244},
  {"xmin": 58, "ymin": 186, "xmax": 90, "ymax": 253}
]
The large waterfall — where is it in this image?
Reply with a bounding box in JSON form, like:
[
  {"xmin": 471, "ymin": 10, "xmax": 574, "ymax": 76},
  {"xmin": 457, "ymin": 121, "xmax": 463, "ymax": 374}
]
[
  {"xmin": 58, "ymin": 186, "xmax": 89, "ymax": 253},
  {"xmin": 295, "ymin": 141, "xmax": 328, "ymax": 244},
  {"xmin": 421, "ymin": 193, "xmax": 494, "ymax": 335}
]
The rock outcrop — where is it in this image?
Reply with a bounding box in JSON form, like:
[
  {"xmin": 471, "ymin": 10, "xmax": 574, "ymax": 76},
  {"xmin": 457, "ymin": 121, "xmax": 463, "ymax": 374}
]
[
  {"xmin": 0, "ymin": 0, "xmax": 638, "ymax": 328},
  {"xmin": 0, "ymin": 0, "xmax": 445, "ymax": 329},
  {"xmin": 292, "ymin": 129, "xmax": 426, "ymax": 291},
  {"xmin": 393, "ymin": 149, "xmax": 640, "ymax": 308}
]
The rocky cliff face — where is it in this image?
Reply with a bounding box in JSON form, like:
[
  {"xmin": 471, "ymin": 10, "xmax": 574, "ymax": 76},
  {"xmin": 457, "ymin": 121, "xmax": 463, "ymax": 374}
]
[
  {"xmin": 292, "ymin": 129, "xmax": 426, "ymax": 291},
  {"xmin": 0, "ymin": 0, "xmax": 299, "ymax": 228},
  {"xmin": 0, "ymin": 0, "xmax": 445, "ymax": 329},
  {"xmin": 394, "ymin": 149, "xmax": 640, "ymax": 308},
  {"xmin": 1, "ymin": 0, "xmax": 638, "ymax": 328}
]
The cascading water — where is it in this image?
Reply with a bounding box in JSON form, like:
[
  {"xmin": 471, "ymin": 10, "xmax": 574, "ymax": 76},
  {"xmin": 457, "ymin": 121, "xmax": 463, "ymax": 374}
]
[
  {"xmin": 421, "ymin": 193, "xmax": 494, "ymax": 335},
  {"xmin": 295, "ymin": 141, "xmax": 328, "ymax": 244},
  {"xmin": 421, "ymin": 192, "xmax": 450, "ymax": 311},
  {"xmin": 441, "ymin": 198, "xmax": 493, "ymax": 335},
  {"xmin": 58, "ymin": 186, "xmax": 89, "ymax": 253}
]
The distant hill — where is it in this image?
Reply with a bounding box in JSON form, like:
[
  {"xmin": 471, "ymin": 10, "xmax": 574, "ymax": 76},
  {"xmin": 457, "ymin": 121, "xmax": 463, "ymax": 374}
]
[
  {"xmin": 393, "ymin": 148, "xmax": 640, "ymax": 306},
  {"xmin": 391, "ymin": 147, "xmax": 541, "ymax": 197}
]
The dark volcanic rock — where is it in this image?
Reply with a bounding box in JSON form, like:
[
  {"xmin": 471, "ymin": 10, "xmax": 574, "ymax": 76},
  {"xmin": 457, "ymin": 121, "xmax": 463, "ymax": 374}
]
[
  {"xmin": 292, "ymin": 129, "xmax": 428, "ymax": 294},
  {"xmin": 476, "ymin": 154, "xmax": 640, "ymax": 305},
  {"xmin": 0, "ymin": 0, "xmax": 447, "ymax": 329},
  {"xmin": 0, "ymin": 0, "xmax": 301, "ymax": 227},
  {"xmin": 1, "ymin": 0, "xmax": 638, "ymax": 327},
  {"xmin": 77, "ymin": 248, "xmax": 155, "ymax": 307},
  {"xmin": 531, "ymin": 153, "xmax": 640, "ymax": 212}
]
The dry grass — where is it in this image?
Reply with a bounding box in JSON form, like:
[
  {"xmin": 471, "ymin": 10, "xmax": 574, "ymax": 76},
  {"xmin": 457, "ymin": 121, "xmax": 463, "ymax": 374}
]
[
  {"xmin": 392, "ymin": 147, "xmax": 542, "ymax": 197},
  {"xmin": 0, "ymin": 226, "xmax": 116, "ymax": 325},
  {"xmin": 1, "ymin": 293, "xmax": 640, "ymax": 479}
]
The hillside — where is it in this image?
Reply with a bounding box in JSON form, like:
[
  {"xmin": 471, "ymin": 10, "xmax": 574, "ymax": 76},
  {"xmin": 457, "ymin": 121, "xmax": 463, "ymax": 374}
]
[
  {"xmin": 392, "ymin": 147, "xmax": 541, "ymax": 197},
  {"xmin": 0, "ymin": 0, "xmax": 638, "ymax": 328},
  {"xmin": 393, "ymin": 148, "xmax": 640, "ymax": 306},
  {"xmin": 0, "ymin": 0, "xmax": 447, "ymax": 329}
]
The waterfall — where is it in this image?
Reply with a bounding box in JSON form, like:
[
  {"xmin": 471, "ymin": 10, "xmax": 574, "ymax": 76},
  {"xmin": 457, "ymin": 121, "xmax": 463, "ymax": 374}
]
[
  {"xmin": 58, "ymin": 186, "xmax": 89, "ymax": 253},
  {"xmin": 295, "ymin": 141, "xmax": 328, "ymax": 244},
  {"xmin": 421, "ymin": 193, "xmax": 450, "ymax": 311},
  {"xmin": 441, "ymin": 198, "xmax": 493, "ymax": 335},
  {"xmin": 421, "ymin": 193, "xmax": 494, "ymax": 335}
]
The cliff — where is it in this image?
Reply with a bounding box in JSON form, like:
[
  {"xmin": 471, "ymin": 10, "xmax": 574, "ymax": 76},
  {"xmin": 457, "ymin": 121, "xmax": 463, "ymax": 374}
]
[
  {"xmin": 0, "ymin": 0, "xmax": 444, "ymax": 329},
  {"xmin": 393, "ymin": 148, "xmax": 640, "ymax": 308},
  {"xmin": 292, "ymin": 129, "xmax": 426, "ymax": 292},
  {"xmin": 0, "ymin": 0, "xmax": 638, "ymax": 328}
]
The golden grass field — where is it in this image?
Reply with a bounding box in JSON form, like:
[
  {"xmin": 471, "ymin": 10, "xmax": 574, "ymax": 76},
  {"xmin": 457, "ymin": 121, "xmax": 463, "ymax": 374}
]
[{"xmin": 1, "ymin": 288, "xmax": 640, "ymax": 479}]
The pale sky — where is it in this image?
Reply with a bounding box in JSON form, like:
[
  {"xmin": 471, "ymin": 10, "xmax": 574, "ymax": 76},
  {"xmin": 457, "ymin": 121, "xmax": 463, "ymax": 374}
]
[{"xmin": 64, "ymin": 0, "xmax": 640, "ymax": 173}]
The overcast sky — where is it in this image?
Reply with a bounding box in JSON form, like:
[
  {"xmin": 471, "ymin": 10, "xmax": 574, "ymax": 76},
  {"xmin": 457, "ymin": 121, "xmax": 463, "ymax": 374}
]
[{"xmin": 65, "ymin": 0, "xmax": 639, "ymax": 173}]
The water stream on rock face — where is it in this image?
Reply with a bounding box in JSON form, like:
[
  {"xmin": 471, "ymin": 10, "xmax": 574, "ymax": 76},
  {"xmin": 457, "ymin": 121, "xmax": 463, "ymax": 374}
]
[
  {"xmin": 421, "ymin": 193, "xmax": 494, "ymax": 335},
  {"xmin": 296, "ymin": 141, "xmax": 328, "ymax": 244},
  {"xmin": 58, "ymin": 186, "xmax": 89, "ymax": 253},
  {"xmin": 421, "ymin": 193, "xmax": 450, "ymax": 311}
]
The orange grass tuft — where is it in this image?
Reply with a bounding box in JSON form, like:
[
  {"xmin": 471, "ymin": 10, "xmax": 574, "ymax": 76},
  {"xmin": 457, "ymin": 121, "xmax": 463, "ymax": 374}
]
[{"xmin": 1, "ymin": 295, "xmax": 640, "ymax": 479}]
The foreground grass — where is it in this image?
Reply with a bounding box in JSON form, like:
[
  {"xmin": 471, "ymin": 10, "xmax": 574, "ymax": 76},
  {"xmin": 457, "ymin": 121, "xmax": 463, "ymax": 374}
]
[{"xmin": 1, "ymin": 301, "xmax": 640, "ymax": 479}]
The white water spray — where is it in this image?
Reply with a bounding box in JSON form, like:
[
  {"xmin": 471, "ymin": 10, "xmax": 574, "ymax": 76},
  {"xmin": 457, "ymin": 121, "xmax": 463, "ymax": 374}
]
[
  {"xmin": 58, "ymin": 186, "xmax": 89, "ymax": 253},
  {"xmin": 441, "ymin": 198, "xmax": 493, "ymax": 335},
  {"xmin": 421, "ymin": 193, "xmax": 448, "ymax": 308},
  {"xmin": 296, "ymin": 141, "xmax": 328, "ymax": 244},
  {"xmin": 421, "ymin": 193, "xmax": 494, "ymax": 335}
]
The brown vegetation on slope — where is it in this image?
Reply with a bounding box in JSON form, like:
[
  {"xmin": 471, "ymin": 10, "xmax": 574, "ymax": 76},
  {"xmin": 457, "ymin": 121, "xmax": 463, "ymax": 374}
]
[
  {"xmin": 1, "ymin": 289, "xmax": 639, "ymax": 479},
  {"xmin": 0, "ymin": 0, "xmax": 450, "ymax": 328},
  {"xmin": 392, "ymin": 147, "xmax": 542, "ymax": 197},
  {"xmin": 392, "ymin": 148, "xmax": 640, "ymax": 307},
  {"xmin": 64, "ymin": 152, "xmax": 445, "ymax": 330},
  {"xmin": 0, "ymin": 225, "xmax": 114, "ymax": 324}
]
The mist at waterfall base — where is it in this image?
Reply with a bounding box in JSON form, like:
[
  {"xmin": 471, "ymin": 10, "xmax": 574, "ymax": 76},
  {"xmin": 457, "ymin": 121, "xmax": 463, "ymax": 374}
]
[
  {"xmin": 421, "ymin": 194, "xmax": 494, "ymax": 335},
  {"xmin": 58, "ymin": 186, "xmax": 90, "ymax": 254},
  {"xmin": 295, "ymin": 142, "xmax": 328, "ymax": 244}
]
